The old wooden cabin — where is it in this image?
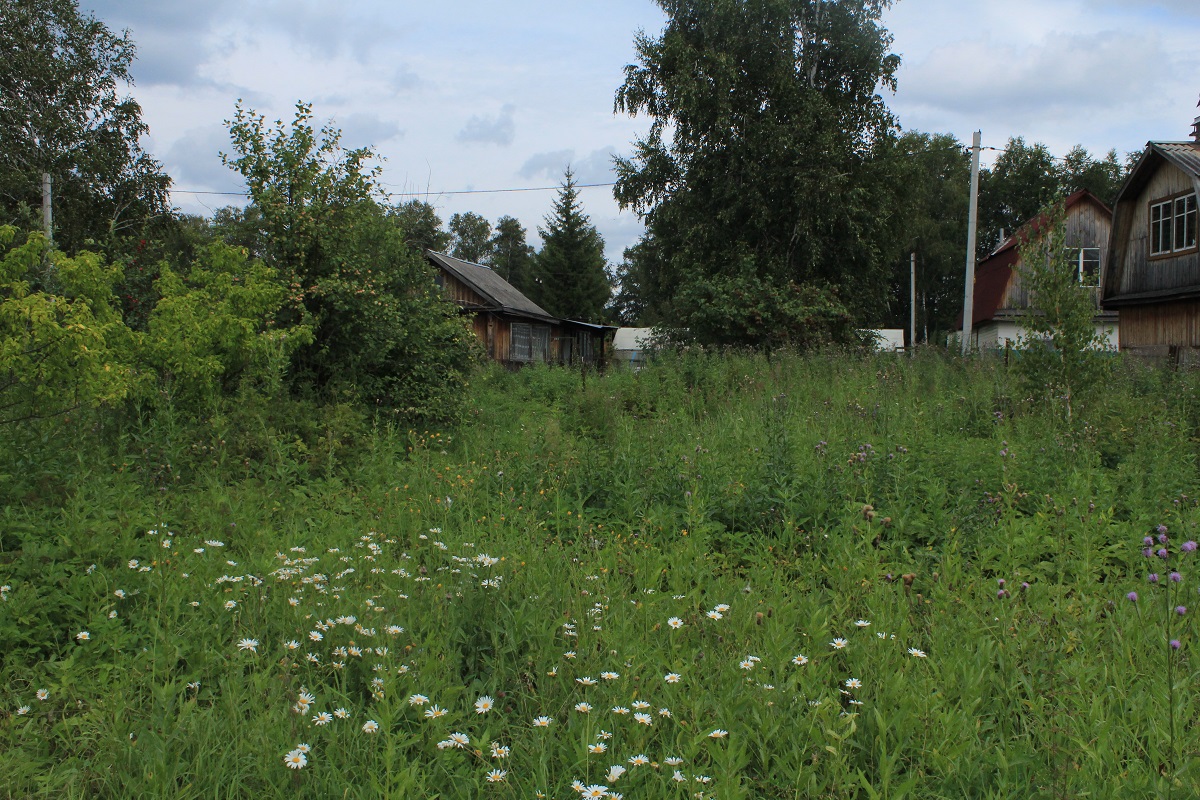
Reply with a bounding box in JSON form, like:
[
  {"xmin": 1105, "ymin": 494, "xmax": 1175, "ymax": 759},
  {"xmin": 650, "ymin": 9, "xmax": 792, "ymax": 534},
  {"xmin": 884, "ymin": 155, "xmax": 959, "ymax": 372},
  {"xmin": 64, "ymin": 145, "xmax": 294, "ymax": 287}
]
[
  {"xmin": 426, "ymin": 250, "xmax": 612, "ymax": 367},
  {"xmin": 1101, "ymin": 119, "xmax": 1200, "ymax": 358}
]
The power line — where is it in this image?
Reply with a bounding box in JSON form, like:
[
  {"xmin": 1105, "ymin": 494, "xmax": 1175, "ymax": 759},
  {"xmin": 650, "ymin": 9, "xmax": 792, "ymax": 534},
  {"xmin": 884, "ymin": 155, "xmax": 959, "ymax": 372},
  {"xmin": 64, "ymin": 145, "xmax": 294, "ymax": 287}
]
[
  {"xmin": 170, "ymin": 189, "xmax": 250, "ymax": 196},
  {"xmin": 169, "ymin": 182, "xmax": 619, "ymax": 198},
  {"xmin": 386, "ymin": 182, "xmax": 617, "ymax": 196}
]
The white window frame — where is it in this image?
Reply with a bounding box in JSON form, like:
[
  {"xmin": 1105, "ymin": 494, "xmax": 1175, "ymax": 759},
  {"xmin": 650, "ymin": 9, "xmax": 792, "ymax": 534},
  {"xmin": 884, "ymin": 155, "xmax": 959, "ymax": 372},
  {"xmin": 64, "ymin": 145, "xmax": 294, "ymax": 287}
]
[
  {"xmin": 1150, "ymin": 191, "xmax": 1198, "ymax": 256},
  {"xmin": 1071, "ymin": 247, "xmax": 1101, "ymax": 286}
]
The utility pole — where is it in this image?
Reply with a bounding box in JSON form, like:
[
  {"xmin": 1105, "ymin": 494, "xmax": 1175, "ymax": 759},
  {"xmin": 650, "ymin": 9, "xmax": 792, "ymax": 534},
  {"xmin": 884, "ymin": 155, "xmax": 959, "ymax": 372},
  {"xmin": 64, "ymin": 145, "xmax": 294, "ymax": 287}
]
[
  {"xmin": 961, "ymin": 131, "xmax": 981, "ymax": 355},
  {"xmin": 42, "ymin": 172, "xmax": 53, "ymax": 247},
  {"xmin": 909, "ymin": 251, "xmax": 917, "ymax": 352}
]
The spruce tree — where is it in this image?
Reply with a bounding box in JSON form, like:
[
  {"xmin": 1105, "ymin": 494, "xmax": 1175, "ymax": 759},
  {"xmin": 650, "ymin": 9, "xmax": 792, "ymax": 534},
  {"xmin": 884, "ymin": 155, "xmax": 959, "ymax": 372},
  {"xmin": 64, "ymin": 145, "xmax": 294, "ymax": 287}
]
[{"xmin": 533, "ymin": 169, "xmax": 609, "ymax": 321}]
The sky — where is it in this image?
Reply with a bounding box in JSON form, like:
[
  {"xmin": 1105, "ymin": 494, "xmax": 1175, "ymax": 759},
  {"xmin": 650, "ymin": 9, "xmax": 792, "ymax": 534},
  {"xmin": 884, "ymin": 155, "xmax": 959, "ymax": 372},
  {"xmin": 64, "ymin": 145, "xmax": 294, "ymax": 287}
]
[{"xmin": 85, "ymin": 0, "xmax": 1200, "ymax": 266}]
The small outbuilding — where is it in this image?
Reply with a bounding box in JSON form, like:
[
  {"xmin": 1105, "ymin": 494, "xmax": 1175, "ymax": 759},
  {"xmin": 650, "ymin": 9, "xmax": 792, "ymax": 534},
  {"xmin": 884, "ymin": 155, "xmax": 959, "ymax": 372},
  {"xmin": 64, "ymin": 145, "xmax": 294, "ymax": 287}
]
[{"xmin": 611, "ymin": 327, "xmax": 656, "ymax": 366}]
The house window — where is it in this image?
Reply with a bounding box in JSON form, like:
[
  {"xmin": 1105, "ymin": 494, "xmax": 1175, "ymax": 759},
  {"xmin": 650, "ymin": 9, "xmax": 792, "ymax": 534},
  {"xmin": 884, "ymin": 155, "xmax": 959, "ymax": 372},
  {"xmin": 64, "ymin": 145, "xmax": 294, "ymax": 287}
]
[
  {"xmin": 1150, "ymin": 192, "xmax": 1198, "ymax": 256},
  {"xmin": 509, "ymin": 323, "xmax": 551, "ymax": 362},
  {"xmin": 510, "ymin": 323, "xmax": 532, "ymax": 362},
  {"xmin": 1071, "ymin": 247, "xmax": 1101, "ymax": 286},
  {"xmin": 532, "ymin": 325, "xmax": 551, "ymax": 362}
]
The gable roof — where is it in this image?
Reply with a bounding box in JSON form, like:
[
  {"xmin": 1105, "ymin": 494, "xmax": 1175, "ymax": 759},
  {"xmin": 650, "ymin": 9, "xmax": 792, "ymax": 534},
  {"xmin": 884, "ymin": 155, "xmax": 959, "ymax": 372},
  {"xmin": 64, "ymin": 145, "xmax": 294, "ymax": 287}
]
[
  {"xmin": 1111, "ymin": 141, "xmax": 1200, "ymax": 206},
  {"xmin": 426, "ymin": 250, "xmax": 558, "ymax": 324},
  {"xmin": 959, "ymin": 189, "xmax": 1111, "ymax": 328},
  {"xmin": 1102, "ymin": 141, "xmax": 1200, "ymax": 307}
]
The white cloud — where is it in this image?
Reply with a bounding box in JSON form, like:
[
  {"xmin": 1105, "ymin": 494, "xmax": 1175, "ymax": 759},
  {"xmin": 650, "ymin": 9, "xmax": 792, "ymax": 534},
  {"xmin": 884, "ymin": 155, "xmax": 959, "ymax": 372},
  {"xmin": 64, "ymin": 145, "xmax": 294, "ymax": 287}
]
[
  {"xmin": 519, "ymin": 147, "xmax": 618, "ymax": 184},
  {"xmin": 457, "ymin": 104, "xmax": 517, "ymax": 147},
  {"xmin": 164, "ymin": 125, "xmax": 237, "ymax": 189},
  {"xmin": 336, "ymin": 113, "xmax": 404, "ymax": 150}
]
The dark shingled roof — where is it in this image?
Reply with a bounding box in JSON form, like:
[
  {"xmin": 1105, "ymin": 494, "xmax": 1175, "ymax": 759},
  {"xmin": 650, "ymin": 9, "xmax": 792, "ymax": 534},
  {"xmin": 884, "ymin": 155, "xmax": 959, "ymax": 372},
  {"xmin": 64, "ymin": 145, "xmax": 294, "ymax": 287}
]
[{"xmin": 426, "ymin": 250, "xmax": 558, "ymax": 324}]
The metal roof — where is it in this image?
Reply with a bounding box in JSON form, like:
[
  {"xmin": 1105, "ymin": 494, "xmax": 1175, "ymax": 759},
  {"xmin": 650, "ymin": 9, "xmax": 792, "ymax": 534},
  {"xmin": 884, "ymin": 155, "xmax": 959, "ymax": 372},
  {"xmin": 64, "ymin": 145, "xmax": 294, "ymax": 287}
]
[
  {"xmin": 426, "ymin": 250, "xmax": 559, "ymax": 324},
  {"xmin": 1153, "ymin": 141, "xmax": 1200, "ymax": 179}
]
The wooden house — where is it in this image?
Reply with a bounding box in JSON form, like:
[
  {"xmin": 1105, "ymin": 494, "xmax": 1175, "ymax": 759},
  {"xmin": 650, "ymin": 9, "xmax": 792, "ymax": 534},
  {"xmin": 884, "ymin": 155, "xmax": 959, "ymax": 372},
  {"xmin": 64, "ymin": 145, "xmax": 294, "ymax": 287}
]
[
  {"xmin": 960, "ymin": 189, "xmax": 1118, "ymax": 350},
  {"xmin": 1101, "ymin": 121, "xmax": 1200, "ymax": 358},
  {"xmin": 426, "ymin": 250, "xmax": 613, "ymax": 367}
]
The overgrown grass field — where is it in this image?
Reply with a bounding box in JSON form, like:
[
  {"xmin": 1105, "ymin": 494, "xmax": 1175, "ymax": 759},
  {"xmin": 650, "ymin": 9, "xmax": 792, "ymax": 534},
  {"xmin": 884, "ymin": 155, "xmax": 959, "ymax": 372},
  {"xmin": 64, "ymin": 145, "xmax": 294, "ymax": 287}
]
[{"xmin": 3, "ymin": 351, "xmax": 1200, "ymax": 798}]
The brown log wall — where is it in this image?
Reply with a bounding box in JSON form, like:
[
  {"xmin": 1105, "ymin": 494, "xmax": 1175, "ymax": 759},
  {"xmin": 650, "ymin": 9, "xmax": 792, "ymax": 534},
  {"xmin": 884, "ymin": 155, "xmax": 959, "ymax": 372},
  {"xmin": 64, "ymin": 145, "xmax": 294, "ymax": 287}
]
[{"xmin": 1120, "ymin": 299, "xmax": 1200, "ymax": 348}]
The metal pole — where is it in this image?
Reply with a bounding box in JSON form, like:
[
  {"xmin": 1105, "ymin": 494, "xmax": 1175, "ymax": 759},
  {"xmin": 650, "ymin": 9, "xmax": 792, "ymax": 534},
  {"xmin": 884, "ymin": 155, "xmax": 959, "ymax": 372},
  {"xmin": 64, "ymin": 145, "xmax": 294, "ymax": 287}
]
[
  {"xmin": 42, "ymin": 172, "xmax": 53, "ymax": 247},
  {"xmin": 961, "ymin": 131, "xmax": 981, "ymax": 355},
  {"xmin": 909, "ymin": 251, "xmax": 917, "ymax": 351}
]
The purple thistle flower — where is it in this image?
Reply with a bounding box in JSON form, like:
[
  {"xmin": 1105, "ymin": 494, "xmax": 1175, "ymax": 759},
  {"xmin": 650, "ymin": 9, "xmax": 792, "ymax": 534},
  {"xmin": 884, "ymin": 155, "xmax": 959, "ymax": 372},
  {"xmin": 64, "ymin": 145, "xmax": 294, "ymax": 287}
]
[
  {"xmin": 1149, "ymin": 574, "xmax": 1160, "ymax": 583},
  {"xmin": 1127, "ymin": 592, "xmax": 1138, "ymax": 602},
  {"xmin": 1184, "ymin": 541, "xmax": 1198, "ymax": 553},
  {"xmin": 1177, "ymin": 606, "xmax": 1187, "ymax": 616},
  {"xmin": 1144, "ymin": 548, "xmax": 1155, "ymax": 558},
  {"xmin": 1021, "ymin": 582, "xmax": 1030, "ymax": 591},
  {"xmin": 1171, "ymin": 572, "xmax": 1182, "ymax": 583},
  {"xmin": 1170, "ymin": 639, "xmax": 1181, "ymax": 650},
  {"xmin": 997, "ymin": 589, "xmax": 1009, "ymax": 599},
  {"xmin": 998, "ymin": 578, "xmax": 1006, "ymax": 588},
  {"xmin": 1158, "ymin": 548, "xmax": 1169, "ymax": 559},
  {"xmin": 1158, "ymin": 525, "xmax": 1169, "ymax": 535},
  {"xmin": 1159, "ymin": 532, "xmax": 1170, "ymax": 545},
  {"xmin": 1145, "ymin": 536, "xmax": 1156, "ymax": 547}
]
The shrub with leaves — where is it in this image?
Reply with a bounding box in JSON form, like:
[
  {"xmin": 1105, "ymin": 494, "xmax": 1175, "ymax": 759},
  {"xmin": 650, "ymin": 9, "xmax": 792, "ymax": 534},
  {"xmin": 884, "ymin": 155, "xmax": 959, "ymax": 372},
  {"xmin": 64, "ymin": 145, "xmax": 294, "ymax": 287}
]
[
  {"xmin": 0, "ymin": 226, "xmax": 132, "ymax": 424},
  {"xmin": 140, "ymin": 241, "xmax": 313, "ymax": 409}
]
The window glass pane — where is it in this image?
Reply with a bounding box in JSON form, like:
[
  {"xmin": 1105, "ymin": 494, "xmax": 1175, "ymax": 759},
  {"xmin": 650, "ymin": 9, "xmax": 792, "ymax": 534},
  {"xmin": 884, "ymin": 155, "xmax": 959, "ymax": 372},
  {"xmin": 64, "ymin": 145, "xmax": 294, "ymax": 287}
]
[
  {"xmin": 1153, "ymin": 217, "xmax": 1163, "ymax": 254},
  {"xmin": 532, "ymin": 326, "xmax": 550, "ymax": 362},
  {"xmin": 510, "ymin": 323, "xmax": 531, "ymax": 362},
  {"xmin": 1186, "ymin": 194, "xmax": 1198, "ymax": 249},
  {"xmin": 1151, "ymin": 202, "xmax": 1167, "ymax": 254},
  {"xmin": 1079, "ymin": 248, "xmax": 1100, "ymax": 285},
  {"xmin": 1176, "ymin": 196, "xmax": 1189, "ymax": 251}
]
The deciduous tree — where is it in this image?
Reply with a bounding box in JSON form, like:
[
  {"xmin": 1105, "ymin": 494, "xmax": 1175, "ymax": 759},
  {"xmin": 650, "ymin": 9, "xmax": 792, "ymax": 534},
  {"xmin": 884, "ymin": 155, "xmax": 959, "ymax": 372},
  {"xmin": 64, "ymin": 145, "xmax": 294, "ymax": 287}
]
[
  {"xmin": 388, "ymin": 199, "xmax": 451, "ymax": 255},
  {"xmin": 613, "ymin": 0, "xmax": 903, "ymax": 344},
  {"xmin": 221, "ymin": 102, "xmax": 476, "ymax": 421},
  {"xmin": 490, "ymin": 215, "xmax": 535, "ymax": 292},
  {"xmin": 0, "ymin": 0, "xmax": 170, "ymax": 254},
  {"xmin": 448, "ymin": 212, "xmax": 494, "ymax": 265}
]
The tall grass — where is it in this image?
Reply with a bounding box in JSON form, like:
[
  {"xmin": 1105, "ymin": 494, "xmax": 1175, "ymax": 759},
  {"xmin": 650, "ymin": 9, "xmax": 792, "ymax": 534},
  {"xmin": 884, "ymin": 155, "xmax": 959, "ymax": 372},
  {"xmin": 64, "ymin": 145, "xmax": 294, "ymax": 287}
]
[{"xmin": 1, "ymin": 350, "xmax": 1198, "ymax": 798}]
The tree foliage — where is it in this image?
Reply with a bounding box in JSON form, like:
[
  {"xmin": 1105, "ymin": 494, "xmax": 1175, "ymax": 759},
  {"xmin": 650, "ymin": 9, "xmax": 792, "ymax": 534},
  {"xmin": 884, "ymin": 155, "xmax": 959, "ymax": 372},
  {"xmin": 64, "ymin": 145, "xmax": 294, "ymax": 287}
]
[
  {"xmin": 221, "ymin": 102, "xmax": 476, "ymax": 421},
  {"xmin": 490, "ymin": 215, "xmax": 536, "ymax": 293},
  {"xmin": 449, "ymin": 212, "xmax": 494, "ymax": 265},
  {"xmin": 0, "ymin": 227, "xmax": 131, "ymax": 424},
  {"xmin": 388, "ymin": 200, "xmax": 451, "ymax": 255},
  {"xmin": 880, "ymin": 131, "xmax": 970, "ymax": 339},
  {"xmin": 1013, "ymin": 202, "xmax": 1111, "ymax": 424},
  {"xmin": 533, "ymin": 170, "xmax": 609, "ymax": 321},
  {"xmin": 0, "ymin": 0, "xmax": 170, "ymax": 254},
  {"xmin": 142, "ymin": 242, "xmax": 312, "ymax": 408},
  {"xmin": 613, "ymin": 0, "xmax": 903, "ymax": 343}
]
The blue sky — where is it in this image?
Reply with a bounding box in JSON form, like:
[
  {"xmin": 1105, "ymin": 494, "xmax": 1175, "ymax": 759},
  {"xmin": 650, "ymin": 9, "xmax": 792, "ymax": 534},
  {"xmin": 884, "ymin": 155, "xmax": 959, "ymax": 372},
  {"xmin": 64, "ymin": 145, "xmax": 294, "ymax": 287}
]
[{"xmin": 86, "ymin": 0, "xmax": 1200, "ymax": 265}]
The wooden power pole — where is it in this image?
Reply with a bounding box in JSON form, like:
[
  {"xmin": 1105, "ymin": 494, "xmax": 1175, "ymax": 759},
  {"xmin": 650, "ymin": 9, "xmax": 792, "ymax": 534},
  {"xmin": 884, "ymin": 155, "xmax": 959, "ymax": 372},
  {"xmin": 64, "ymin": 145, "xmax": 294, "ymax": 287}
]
[
  {"xmin": 909, "ymin": 251, "xmax": 917, "ymax": 351},
  {"xmin": 961, "ymin": 131, "xmax": 981, "ymax": 355},
  {"xmin": 42, "ymin": 172, "xmax": 53, "ymax": 246}
]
